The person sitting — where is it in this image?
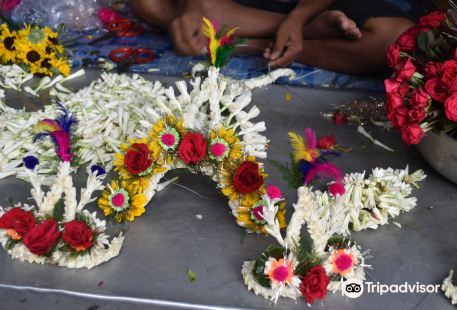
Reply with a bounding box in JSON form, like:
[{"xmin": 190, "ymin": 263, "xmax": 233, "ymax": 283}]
[{"xmin": 131, "ymin": 0, "xmax": 433, "ymax": 74}]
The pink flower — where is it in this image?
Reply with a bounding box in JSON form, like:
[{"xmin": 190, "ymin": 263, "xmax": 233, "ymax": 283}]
[
  {"xmin": 1, "ymin": 0, "xmax": 20, "ymax": 11},
  {"xmin": 98, "ymin": 7, "xmax": 122, "ymax": 25},
  {"xmin": 329, "ymin": 182, "xmax": 345, "ymax": 196},
  {"xmin": 395, "ymin": 58, "xmax": 416, "ymax": 82},
  {"xmin": 266, "ymin": 184, "xmax": 282, "ymax": 200}
]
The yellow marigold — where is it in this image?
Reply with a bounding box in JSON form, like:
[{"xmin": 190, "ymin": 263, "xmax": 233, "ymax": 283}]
[
  {"xmin": 148, "ymin": 116, "xmax": 187, "ymax": 164},
  {"xmin": 0, "ymin": 24, "xmax": 18, "ymax": 63},
  {"xmin": 98, "ymin": 180, "xmax": 147, "ymax": 223},
  {"xmin": 235, "ymin": 200, "xmax": 286, "ymax": 233}
]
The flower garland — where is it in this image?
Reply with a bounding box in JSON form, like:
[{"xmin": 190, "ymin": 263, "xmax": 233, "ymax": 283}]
[
  {"xmin": 97, "ymin": 70, "xmax": 287, "ymax": 232},
  {"xmin": 0, "ymin": 159, "xmax": 124, "ymax": 269},
  {"xmin": 242, "ymin": 187, "xmax": 369, "ymax": 304}
]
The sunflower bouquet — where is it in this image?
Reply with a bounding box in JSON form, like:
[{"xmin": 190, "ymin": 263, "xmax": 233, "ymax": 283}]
[{"xmin": 0, "ymin": 23, "xmax": 70, "ymax": 77}]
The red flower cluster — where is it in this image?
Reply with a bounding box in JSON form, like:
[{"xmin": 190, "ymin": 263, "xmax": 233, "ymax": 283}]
[
  {"xmin": 385, "ymin": 11, "xmax": 457, "ymax": 144},
  {"xmin": 0, "ymin": 208, "xmax": 94, "ymax": 256}
]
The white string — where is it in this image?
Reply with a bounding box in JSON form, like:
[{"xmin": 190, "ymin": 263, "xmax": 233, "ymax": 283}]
[{"xmin": 0, "ymin": 283, "xmax": 239, "ymax": 310}]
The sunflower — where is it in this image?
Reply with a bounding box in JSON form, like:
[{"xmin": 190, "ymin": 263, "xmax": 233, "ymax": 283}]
[
  {"xmin": 0, "ymin": 24, "xmax": 19, "ymax": 63},
  {"xmin": 98, "ymin": 180, "xmax": 147, "ymax": 223},
  {"xmin": 208, "ymin": 126, "xmax": 242, "ymax": 163},
  {"xmin": 219, "ymin": 155, "xmax": 267, "ymax": 208},
  {"xmin": 234, "ymin": 199, "xmax": 286, "ymax": 233},
  {"xmin": 15, "ymin": 39, "xmax": 47, "ymax": 74},
  {"xmin": 114, "ymin": 137, "xmax": 167, "ymax": 192},
  {"xmin": 148, "ymin": 116, "xmax": 187, "ymax": 164},
  {"xmin": 49, "ymin": 56, "xmax": 71, "ymax": 76},
  {"xmin": 18, "ymin": 25, "xmax": 52, "ymax": 50}
]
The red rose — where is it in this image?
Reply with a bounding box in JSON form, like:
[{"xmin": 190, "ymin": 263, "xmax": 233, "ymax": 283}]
[
  {"xmin": 425, "ymin": 78, "xmax": 448, "ymax": 102},
  {"xmin": 444, "ymin": 93, "xmax": 457, "ymax": 122},
  {"xmin": 408, "ymin": 108, "xmax": 427, "ymax": 122},
  {"xmin": 395, "ymin": 26, "xmax": 419, "ymax": 51},
  {"xmin": 124, "ymin": 143, "xmax": 153, "ymax": 175},
  {"xmin": 0, "ymin": 208, "xmax": 35, "ymax": 240},
  {"xmin": 384, "ymin": 79, "xmax": 410, "ymax": 97},
  {"xmin": 386, "ymin": 92, "xmax": 405, "ymax": 112},
  {"xmin": 409, "ymin": 88, "xmax": 430, "ymax": 108},
  {"xmin": 23, "ymin": 219, "xmax": 61, "ymax": 256},
  {"xmin": 387, "ymin": 44, "xmax": 400, "ymax": 68},
  {"xmin": 400, "ymin": 123, "xmax": 425, "ymax": 145},
  {"xmin": 440, "ymin": 60, "xmax": 457, "ymax": 93},
  {"xmin": 63, "ymin": 220, "xmax": 93, "ymax": 252},
  {"xmin": 424, "ymin": 61, "xmax": 442, "ymax": 79},
  {"xmin": 332, "ymin": 111, "xmax": 348, "ymax": 125},
  {"xmin": 388, "ymin": 106, "xmax": 410, "ymax": 128},
  {"xmin": 455, "ymin": 48, "xmax": 457, "ymax": 59},
  {"xmin": 178, "ymin": 132, "xmax": 207, "ymax": 165},
  {"xmin": 300, "ymin": 265, "xmax": 330, "ymax": 304},
  {"xmin": 316, "ymin": 135, "xmax": 336, "ymax": 150},
  {"xmin": 395, "ymin": 58, "xmax": 416, "ymax": 82},
  {"xmin": 419, "ymin": 11, "xmax": 446, "ymax": 28},
  {"xmin": 233, "ymin": 161, "xmax": 264, "ymax": 194}
]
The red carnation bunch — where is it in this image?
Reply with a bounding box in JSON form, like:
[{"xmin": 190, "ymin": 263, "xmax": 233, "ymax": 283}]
[{"xmin": 385, "ymin": 10, "xmax": 457, "ymax": 145}]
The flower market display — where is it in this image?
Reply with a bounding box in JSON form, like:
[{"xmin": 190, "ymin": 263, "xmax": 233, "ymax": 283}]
[
  {"xmin": 0, "ymin": 16, "xmax": 443, "ymax": 307},
  {"xmin": 385, "ymin": 9, "xmax": 457, "ymax": 144}
]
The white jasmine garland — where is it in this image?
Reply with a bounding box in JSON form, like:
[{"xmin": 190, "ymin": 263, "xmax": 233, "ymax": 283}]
[
  {"xmin": 0, "ymin": 161, "xmax": 124, "ymax": 269},
  {"xmin": 0, "ymin": 67, "xmax": 291, "ymax": 182}
]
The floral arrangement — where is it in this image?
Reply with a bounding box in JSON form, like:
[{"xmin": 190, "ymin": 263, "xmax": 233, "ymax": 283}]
[
  {"xmin": 273, "ymin": 129, "xmax": 426, "ymax": 231},
  {"xmin": 385, "ymin": 8, "xmax": 457, "ymax": 144},
  {"xmin": 0, "ymin": 158, "xmax": 124, "ymax": 269},
  {"xmin": 242, "ymin": 187, "xmax": 369, "ymax": 304},
  {"xmin": 98, "ymin": 72, "xmax": 287, "ymax": 232},
  {"xmin": 0, "ymin": 23, "xmax": 70, "ymax": 77},
  {"xmin": 442, "ymin": 269, "xmax": 457, "ymax": 304}
]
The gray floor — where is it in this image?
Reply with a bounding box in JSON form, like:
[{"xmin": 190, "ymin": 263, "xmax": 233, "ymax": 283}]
[{"xmin": 0, "ymin": 71, "xmax": 455, "ymax": 310}]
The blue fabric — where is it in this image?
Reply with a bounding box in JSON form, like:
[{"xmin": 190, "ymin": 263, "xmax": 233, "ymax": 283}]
[{"xmin": 70, "ymin": 0, "xmax": 434, "ymax": 91}]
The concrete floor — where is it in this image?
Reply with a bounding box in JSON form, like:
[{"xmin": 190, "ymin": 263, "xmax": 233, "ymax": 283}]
[{"xmin": 0, "ymin": 71, "xmax": 455, "ymax": 310}]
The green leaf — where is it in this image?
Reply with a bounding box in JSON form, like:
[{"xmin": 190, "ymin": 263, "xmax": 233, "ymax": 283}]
[
  {"xmin": 187, "ymin": 269, "xmax": 197, "ymax": 282},
  {"xmin": 270, "ymin": 154, "xmax": 303, "ymax": 189},
  {"xmin": 52, "ymin": 196, "xmax": 65, "ymax": 222},
  {"xmin": 417, "ymin": 31, "xmax": 428, "ymax": 52},
  {"xmin": 252, "ymin": 246, "xmax": 285, "ymax": 288}
]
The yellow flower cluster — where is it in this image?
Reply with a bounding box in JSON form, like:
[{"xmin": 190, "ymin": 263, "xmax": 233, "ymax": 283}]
[
  {"xmin": 99, "ymin": 117, "xmax": 286, "ymax": 232},
  {"xmin": 0, "ymin": 23, "xmax": 70, "ymax": 76}
]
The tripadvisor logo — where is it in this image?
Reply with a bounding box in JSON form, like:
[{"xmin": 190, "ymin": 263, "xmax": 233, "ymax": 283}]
[
  {"xmin": 342, "ymin": 279, "xmax": 441, "ymax": 298},
  {"xmin": 343, "ymin": 278, "xmax": 364, "ymax": 298}
]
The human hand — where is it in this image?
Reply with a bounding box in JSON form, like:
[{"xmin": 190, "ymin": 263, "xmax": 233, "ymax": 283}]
[
  {"xmin": 170, "ymin": 2, "xmax": 206, "ymax": 56},
  {"xmin": 264, "ymin": 15, "xmax": 304, "ymax": 67}
]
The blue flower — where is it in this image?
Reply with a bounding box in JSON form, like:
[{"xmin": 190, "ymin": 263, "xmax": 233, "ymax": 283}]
[
  {"xmin": 90, "ymin": 165, "xmax": 106, "ymax": 176},
  {"xmin": 23, "ymin": 156, "xmax": 39, "ymax": 170}
]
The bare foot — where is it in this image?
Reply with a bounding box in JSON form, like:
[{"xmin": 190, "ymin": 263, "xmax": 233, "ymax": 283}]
[{"xmin": 303, "ymin": 10, "xmax": 362, "ymax": 40}]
